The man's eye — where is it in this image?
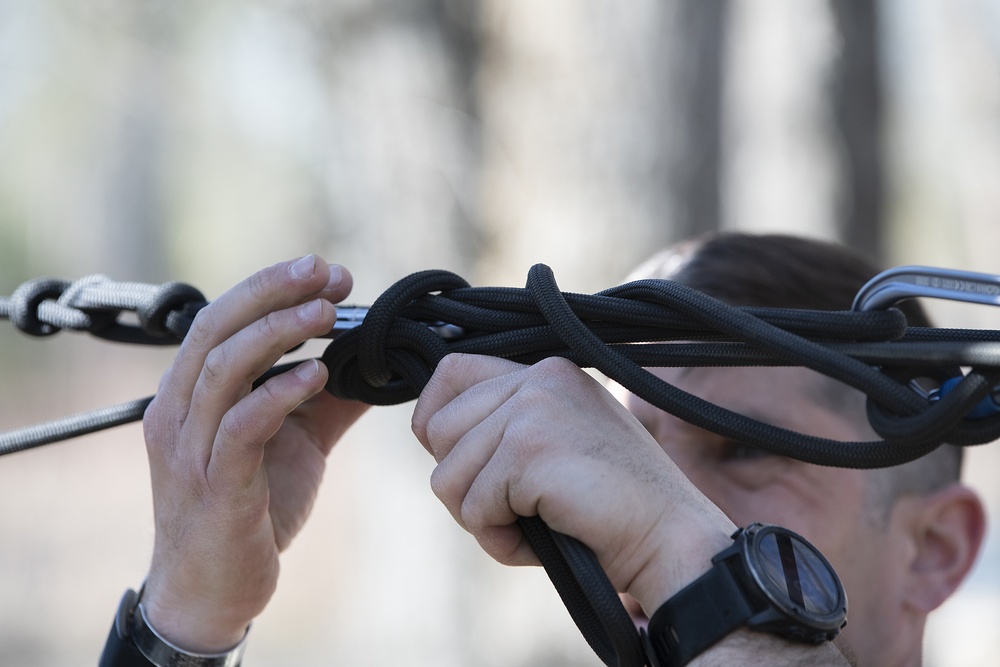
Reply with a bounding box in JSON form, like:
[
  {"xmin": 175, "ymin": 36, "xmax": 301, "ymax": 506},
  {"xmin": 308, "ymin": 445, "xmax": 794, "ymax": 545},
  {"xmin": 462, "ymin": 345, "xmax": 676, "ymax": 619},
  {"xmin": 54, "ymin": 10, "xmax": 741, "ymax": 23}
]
[{"xmin": 720, "ymin": 441, "xmax": 773, "ymax": 462}]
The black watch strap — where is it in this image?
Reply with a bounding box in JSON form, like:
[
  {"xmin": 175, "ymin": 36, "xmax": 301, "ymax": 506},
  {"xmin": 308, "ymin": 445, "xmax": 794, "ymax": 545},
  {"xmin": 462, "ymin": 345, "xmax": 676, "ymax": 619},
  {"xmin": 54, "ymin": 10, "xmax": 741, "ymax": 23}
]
[
  {"xmin": 99, "ymin": 589, "xmax": 156, "ymax": 667},
  {"xmin": 644, "ymin": 559, "xmax": 754, "ymax": 667}
]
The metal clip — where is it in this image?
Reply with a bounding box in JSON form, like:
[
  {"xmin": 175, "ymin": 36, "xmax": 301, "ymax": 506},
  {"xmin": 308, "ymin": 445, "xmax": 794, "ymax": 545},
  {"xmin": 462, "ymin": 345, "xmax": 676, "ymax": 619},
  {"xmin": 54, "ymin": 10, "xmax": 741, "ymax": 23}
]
[
  {"xmin": 328, "ymin": 305, "xmax": 466, "ymax": 339},
  {"xmin": 854, "ymin": 265, "xmax": 1000, "ymax": 419},
  {"xmin": 853, "ymin": 265, "xmax": 1000, "ymax": 312}
]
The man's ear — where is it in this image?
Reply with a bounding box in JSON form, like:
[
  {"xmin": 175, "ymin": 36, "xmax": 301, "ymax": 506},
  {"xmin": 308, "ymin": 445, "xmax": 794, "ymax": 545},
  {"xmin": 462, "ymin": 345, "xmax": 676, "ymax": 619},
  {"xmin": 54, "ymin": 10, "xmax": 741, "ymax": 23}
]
[{"xmin": 901, "ymin": 483, "xmax": 986, "ymax": 614}]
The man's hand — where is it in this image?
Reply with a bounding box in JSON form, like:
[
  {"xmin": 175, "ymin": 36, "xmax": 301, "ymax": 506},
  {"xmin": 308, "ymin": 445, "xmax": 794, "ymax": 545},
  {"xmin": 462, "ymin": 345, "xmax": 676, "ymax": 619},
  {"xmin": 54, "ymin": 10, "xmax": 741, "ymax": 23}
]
[
  {"xmin": 411, "ymin": 353, "xmax": 736, "ymax": 614},
  {"xmin": 412, "ymin": 353, "xmax": 853, "ymax": 667},
  {"xmin": 140, "ymin": 255, "xmax": 368, "ymax": 652}
]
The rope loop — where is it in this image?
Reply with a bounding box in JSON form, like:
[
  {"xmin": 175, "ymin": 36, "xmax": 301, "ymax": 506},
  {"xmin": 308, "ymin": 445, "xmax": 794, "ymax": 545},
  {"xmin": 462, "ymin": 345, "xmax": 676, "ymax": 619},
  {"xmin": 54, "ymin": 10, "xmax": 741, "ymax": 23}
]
[
  {"xmin": 136, "ymin": 282, "xmax": 207, "ymax": 339},
  {"xmin": 355, "ymin": 269, "xmax": 470, "ymax": 388},
  {"xmin": 9, "ymin": 278, "xmax": 72, "ymax": 336},
  {"xmin": 2, "ymin": 274, "xmax": 208, "ymax": 345}
]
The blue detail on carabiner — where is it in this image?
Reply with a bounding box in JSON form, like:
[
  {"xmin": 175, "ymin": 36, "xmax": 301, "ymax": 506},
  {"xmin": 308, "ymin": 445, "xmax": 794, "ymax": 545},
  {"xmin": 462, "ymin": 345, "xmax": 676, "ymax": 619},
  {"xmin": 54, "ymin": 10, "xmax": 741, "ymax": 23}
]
[
  {"xmin": 932, "ymin": 377, "xmax": 1000, "ymax": 420},
  {"xmin": 855, "ymin": 266, "xmax": 1000, "ymax": 420}
]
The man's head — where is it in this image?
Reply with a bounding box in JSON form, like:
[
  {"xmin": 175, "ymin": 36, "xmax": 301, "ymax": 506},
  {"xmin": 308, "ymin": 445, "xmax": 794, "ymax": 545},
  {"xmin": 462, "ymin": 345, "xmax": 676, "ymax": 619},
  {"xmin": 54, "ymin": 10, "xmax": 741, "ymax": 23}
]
[{"xmin": 617, "ymin": 232, "xmax": 986, "ymax": 667}]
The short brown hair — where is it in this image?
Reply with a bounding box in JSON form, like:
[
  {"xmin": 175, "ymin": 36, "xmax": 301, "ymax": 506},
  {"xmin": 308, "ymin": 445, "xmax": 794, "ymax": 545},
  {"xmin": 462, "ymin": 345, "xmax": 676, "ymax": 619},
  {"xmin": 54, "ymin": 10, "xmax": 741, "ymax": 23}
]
[
  {"xmin": 628, "ymin": 232, "xmax": 932, "ymax": 324},
  {"xmin": 629, "ymin": 232, "xmax": 961, "ymax": 512}
]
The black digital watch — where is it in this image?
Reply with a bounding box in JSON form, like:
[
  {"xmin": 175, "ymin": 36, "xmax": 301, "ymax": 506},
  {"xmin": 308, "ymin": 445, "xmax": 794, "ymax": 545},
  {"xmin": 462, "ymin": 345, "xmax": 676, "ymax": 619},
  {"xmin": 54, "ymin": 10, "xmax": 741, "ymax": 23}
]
[{"xmin": 641, "ymin": 523, "xmax": 848, "ymax": 667}]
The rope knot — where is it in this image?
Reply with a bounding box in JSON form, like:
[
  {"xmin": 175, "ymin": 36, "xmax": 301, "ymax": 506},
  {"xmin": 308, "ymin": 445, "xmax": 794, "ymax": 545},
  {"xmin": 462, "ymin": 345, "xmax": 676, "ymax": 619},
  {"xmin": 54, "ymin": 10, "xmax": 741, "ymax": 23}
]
[
  {"xmin": 9, "ymin": 278, "xmax": 72, "ymax": 336},
  {"xmin": 322, "ymin": 270, "xmax": 468, "ymax": 404}
]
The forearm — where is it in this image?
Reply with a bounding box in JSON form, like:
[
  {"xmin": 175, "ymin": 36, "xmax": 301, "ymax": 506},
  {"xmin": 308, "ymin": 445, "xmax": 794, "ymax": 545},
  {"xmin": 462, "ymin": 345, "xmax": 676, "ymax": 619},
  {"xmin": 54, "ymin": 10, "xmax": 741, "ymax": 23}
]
[
  {"xmin": 630, "ymin": 515, "xmax": 852, "ymax": 667},
  {"xmin": 690, "ymin": 631, "xmax": 854, "ymax": 667}
]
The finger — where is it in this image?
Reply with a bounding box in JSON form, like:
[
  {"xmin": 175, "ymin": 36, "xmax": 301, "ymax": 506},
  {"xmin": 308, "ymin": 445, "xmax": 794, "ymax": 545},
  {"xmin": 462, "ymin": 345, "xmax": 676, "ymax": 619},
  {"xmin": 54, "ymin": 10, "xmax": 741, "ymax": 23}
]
[
  {"xmin": 208, "ymin": 358, "xmax": 329, "ymax": 490},
  {"xmin": 429, "ymin": 405, "xmax": 513, "ymax": 528},
  {"xmin": 411, "ymin": 353, "xmax": 527, "ymax": 451},
  {"xmin": 429, "ymin": 414, "xmax": 541, "ymax": 567},
  {"xmin": 421, "ymin": 369, "xmax": 523, "ymax": 463},
  {"xmin": 159, "ymin": 256, "xmax": 349, "ymax": 413},
  {"xmin": 469, "ymin": 524, "xmax": 538, "ymax": 568},
  {"xmin": 458, "ymin": 441, "xmax": 542, "ymax": 568},
  {"xmin": 181, "ymin": 298, "xmax": 337, "ymax": 459}
]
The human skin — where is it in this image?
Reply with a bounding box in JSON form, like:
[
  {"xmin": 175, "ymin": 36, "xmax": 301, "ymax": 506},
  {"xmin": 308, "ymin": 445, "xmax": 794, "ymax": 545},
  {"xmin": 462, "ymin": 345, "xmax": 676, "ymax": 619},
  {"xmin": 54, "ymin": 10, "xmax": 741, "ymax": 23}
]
[
  {"xmin": 617, "ymin": 365, "xmax": 984, "ymax": 667},
  {"xmin": 139, "ymin": 256, "xmax": 960, "ymax": 665},
  {"xmin": 412, "ymin": 353, "xmax": 854, "ymax": 666},
  {"xmin": 140, "ymin": 255, "xmax": 369, "ymax": 652}
]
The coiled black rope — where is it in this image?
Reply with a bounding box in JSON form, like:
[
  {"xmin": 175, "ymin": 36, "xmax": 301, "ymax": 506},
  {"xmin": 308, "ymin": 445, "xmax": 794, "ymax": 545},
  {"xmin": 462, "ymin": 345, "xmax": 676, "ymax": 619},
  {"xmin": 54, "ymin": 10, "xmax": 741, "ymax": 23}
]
[
  {"xmin": 321, "ymin": 266, "xmax": 1000, "ymax": 468},
  {"xmin": 7, "ymin": 265, "xmax": 1000, "ymax": 667}
]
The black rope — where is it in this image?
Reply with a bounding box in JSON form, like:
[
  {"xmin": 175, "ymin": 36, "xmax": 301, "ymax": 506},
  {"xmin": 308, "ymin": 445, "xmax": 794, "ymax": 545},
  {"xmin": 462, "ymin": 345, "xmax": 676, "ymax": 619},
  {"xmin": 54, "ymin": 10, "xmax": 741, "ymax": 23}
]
[
  {"xmin": 321, "ymin": 267, "xmax": 1000, "ymax": 467},
  {"xmin": 8, "ymin": 265, "xmax": 1000, "ymax": 667}
]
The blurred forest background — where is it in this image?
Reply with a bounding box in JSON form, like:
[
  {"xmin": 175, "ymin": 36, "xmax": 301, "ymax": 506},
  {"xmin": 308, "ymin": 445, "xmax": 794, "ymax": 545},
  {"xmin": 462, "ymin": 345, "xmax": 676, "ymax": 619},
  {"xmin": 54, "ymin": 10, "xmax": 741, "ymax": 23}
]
[{"xmin": 1, "ymin": 1, "xmax": 1000, "ymax": 665}]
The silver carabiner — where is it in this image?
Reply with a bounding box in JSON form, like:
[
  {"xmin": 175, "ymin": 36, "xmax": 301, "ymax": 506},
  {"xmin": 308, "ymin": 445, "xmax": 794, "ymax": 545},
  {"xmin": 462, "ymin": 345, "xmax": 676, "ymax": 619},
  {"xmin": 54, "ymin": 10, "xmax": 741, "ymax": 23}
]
[
  {"xmin": 328, "ymin": 305, "xmax": 466, "ymax": 339},
  {"xmin": 853, "ymin": 265, "xmax": 1000, "ymax": 418},
  {"xmin": 853, "ymin": 265, "xmax": 1000, "ymax": 312}
]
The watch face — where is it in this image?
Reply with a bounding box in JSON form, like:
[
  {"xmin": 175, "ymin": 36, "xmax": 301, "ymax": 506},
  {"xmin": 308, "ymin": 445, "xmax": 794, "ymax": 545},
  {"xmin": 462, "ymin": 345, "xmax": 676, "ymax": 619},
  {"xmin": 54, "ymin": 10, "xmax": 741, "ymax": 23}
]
[{"xmin": 747, "ymin": 525, "xmax": 846, "ymax": 627}]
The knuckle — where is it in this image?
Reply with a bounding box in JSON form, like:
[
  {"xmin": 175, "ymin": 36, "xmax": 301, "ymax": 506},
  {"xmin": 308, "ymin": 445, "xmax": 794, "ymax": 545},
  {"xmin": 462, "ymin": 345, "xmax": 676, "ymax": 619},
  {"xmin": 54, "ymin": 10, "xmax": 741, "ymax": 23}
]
[
  {"xmin": 512, "ymin": 379, "xmax": 554, "ymax": 414},
  {"xmin": 224, "ymin": 381, "xmax": 286, "ymax": 442},
  {"xmin": 428, "ymin": 465, "xmax": 452, "ymax": 502},
  {"xmin": 532, "ymin": 355, "xmax": 578, "ymax": 377},
  {"xmin": 501, "ymin": 422, "xmax": 541, "ymax": 462},
  {"xmin": 459, "ymin": 500, "xmax": 478, "ymax": 531},
  {"xmin": 257, "ymin": 310, "xmax": 283, "ymax": 341},
  {"xmin": 218, "ymin": 409, "xmax": 248, "ymax": 444},
  {"xmin": 202, "ymin": 346, "xmax": 229, "ymax": 386},
  {"xmin": 423, "ymin": 412, "xmax": 448, "ymax": 450},
  {"xmin": 183, "ymin": 307, "xmax": 217, "ymax": 351},
  {"xmin": 245, "ymin": 269, "xmax": 272, "ymax": 303},
  {"xmin": 527, "ymin": 356, "xmax": 590, "ymax": 396},
  {"xmin": 254, "ymin": 377, "xmax": 282, "ymax": 407},
  {"xmin": 459, "ymin": 492, "xmax": 491, "ymax": 534},
  {"xmin": 435, "ymin": 352, "xmax": 465, "ymax": 377}
]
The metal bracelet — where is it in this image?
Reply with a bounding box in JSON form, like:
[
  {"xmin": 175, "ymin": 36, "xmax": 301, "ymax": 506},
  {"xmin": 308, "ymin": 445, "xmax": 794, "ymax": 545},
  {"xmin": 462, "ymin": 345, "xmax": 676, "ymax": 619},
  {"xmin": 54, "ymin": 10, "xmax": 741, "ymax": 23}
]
[{"xmin": 130, "ymin": 599, "xmax": 248, "ymax": 667}]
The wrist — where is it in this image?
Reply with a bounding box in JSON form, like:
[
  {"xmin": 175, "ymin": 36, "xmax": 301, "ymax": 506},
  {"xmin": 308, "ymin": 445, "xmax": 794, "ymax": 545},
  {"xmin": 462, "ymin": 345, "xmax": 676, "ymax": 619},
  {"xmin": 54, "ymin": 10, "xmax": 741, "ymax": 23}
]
[
  {"xmin": 140, "ymin": 581, "xmax": 255, "ymax": 654},
  {"xmin": 627, "ymin": 510, "xmax": 735, "ymax": 617},
  {"xmin": 687, "ymin": 630, "xmax": 852, "ymax": 667},
  {"xmin": 102, "ymin": 586, "xmax": 250, "ymax": 667},
  {"xmin": 134, "ymin": 600, "xmax": 249, "ymax": 667},
  {"xmin": 640, "ymin": 523, "xmax": 848, "ymax": 667}
]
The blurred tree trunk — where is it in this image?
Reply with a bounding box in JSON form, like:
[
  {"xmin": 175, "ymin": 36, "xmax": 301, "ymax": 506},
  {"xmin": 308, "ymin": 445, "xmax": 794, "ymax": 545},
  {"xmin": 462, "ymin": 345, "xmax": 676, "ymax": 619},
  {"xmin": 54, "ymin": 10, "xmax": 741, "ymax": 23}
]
[
  {"xmin": 474, "ymin": 1, "xmax": 732, "ymax": 290},
  {"xmin": 434, "ymin": 0, "xmax": 485, "ymax": 261},
  {"xmin": 94, "ymin": 3, "xmax": 175, "ymax": 281},
  {"xmin": 669, "ymin": 0, "xmax": 729, "ymax": 240},
  {"xmin": 829, "ymin": 0, "xmax": 883, "ymax": 260}
]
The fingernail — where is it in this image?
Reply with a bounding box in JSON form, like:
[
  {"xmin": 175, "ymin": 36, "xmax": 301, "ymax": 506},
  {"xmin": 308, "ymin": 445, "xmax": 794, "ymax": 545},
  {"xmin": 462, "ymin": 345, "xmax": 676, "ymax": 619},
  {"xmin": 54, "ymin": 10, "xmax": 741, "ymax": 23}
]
[
  {"xmin": 327, "ymin": 264, "xmax": 344, "ymax": 289},
  {"xmin": 299, "ymin": 299, "xmax": 323, "ymax": 320},
  {"xmin": 295, "ymin": 358, "xmax": 320, "ymax": 380},
  {"xmin": 290, "ymin": 254, "xmax": 317, "ymax": 279}
]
